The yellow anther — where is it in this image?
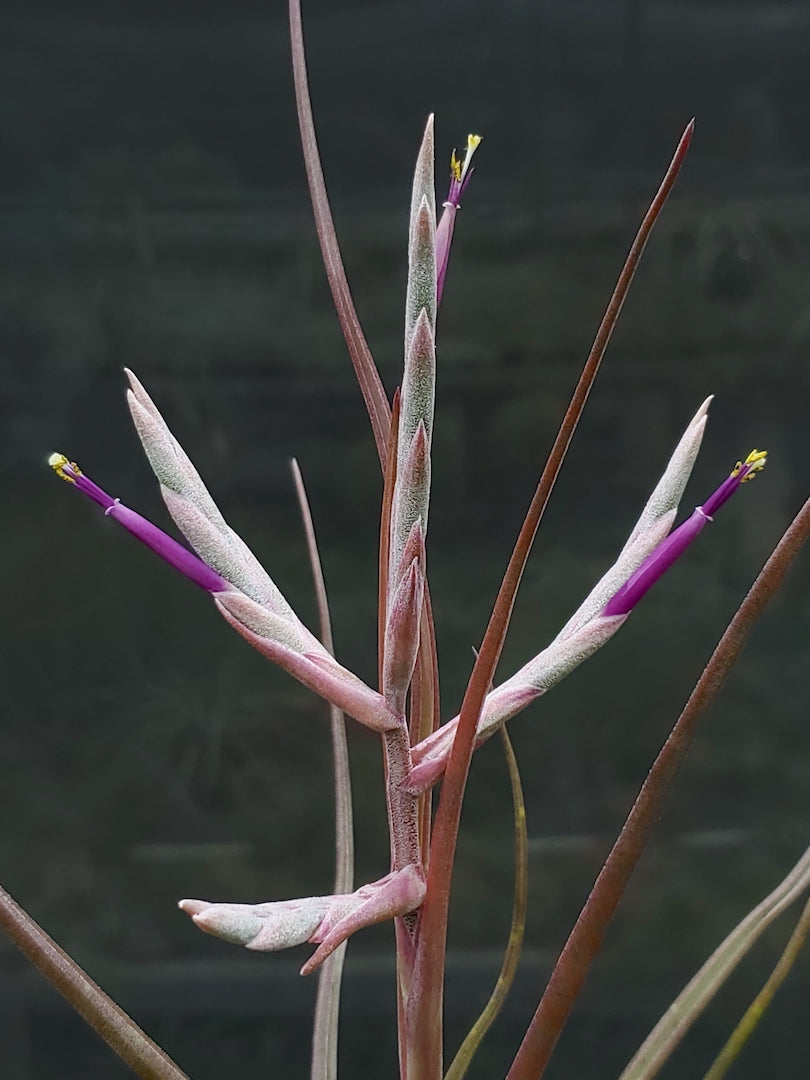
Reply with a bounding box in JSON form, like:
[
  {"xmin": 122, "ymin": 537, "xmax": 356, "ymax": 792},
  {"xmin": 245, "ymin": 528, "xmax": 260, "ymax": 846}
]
[
  {"xmin": 730, "ymin": 448, "xmax": 767, "ymax": 481},
  {"xmin": 449, "ymin": 134, "xmax": 483, "ymax": 184},
  {"xmin": 48, "ymin": 452, "xmax": 80, "ymax": 483}
]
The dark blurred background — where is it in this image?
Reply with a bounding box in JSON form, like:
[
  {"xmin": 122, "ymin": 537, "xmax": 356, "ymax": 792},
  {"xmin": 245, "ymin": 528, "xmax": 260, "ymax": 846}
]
[{"xmin": 2, "ymin": 0, "xmax": 810, "ymax": 1077}]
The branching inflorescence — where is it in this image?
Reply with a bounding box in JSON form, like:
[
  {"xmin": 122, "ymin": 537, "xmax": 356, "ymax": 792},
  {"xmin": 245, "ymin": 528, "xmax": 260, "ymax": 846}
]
[
  {"xmin": 4, "ymin": 3, "xmax": 805, "ymax": 1080},
  {"xmin": 45, "ymin": 89, "xmax": 781, "ymax": 1076}
]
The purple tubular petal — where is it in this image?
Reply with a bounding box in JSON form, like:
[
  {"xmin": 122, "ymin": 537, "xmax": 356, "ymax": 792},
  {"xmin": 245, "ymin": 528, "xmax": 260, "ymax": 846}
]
[
  {"xmin": 435, "ymin": 203, "xmax": 457, "ymax": 307},
  {"xmin": 60, "ymin": 462, "xmax": 229, "ymax": 593},
  {"xmin": 107, "ymin": 503, "xmax": 230, "ymax": 592},
  {"xmin": 603, "ymin": 508, "xmax": 709, "ymax": 616},
  {"xmin": 458, "ymin": 164, "xmax": 475, "ymax": 199},
  {"xmin": 62, "ymin": 465, "xmax": 116, "ymax": 511},
  {"xmin": 602, "ymin": 452, "xmax": 766, "ymax": 617},
  {"xmin": 701, "ymin": 466, "xmax": 748, "ymax": 517},
  {"xmin": 446, "ymin": 177, "xmax": 462, "ymax": 207},
  {"xmin": 436, "ymin": 139, "xmax": 480, "ymax": 306}
]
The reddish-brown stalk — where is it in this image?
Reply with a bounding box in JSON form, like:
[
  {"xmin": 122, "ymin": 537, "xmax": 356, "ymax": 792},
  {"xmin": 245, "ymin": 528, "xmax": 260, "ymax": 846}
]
[
  {"xmin": 288, "ymin": 0, "xmax": 390, "ymax": 466},
  {"xmin": 506, "ymin": 493, "xmax": 810, "ymax": 1080},
  {"xmin": 0, "ymin": 885, "xmax": 188, "ymax": 1080},
  {"xmin": 405, "ymin": 121, "xmax": 694, "ymax": 1079},
  {"xmin": 289, "ymin": 0, "xmax": 442, "ymax": 842}
]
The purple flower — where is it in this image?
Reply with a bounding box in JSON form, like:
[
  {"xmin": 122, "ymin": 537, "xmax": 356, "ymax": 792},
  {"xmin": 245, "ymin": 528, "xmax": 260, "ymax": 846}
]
[
  {"xmin": 603, "ymin": 450, "xmax": 767, "ymax": 617},
  {"xmin": 49, "ymin": 453, "xmax": 230, "ymax": 594},
  {"xmin": 436, "ymin": 133, "xmax": 481, "ymax": 304}
]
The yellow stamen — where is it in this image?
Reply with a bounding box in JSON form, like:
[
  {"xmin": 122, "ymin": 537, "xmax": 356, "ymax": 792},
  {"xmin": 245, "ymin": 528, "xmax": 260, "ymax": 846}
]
[
  {"xmin": 730, "ymin": 449, "xmax": 767, "ymax": 481},
  {"xmin": 48, "ymin": 452, "xmax": 80, "ymax": 483},
  {"xmin": 449, "ymin": 134, "xmax": 483, "ymax": 184}
]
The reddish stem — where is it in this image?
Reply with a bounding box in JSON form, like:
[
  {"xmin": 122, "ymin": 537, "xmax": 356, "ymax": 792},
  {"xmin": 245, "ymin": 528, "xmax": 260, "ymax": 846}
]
[
  {"xmin": 0, "ymin": 885, "xmax": 188, "ymax": 1080},
  {"xmin": 406, "ymin": 121, "xmax": 694, "ymax": 1079},
  {"xmin": 288, "ymin": 0, "xmax": 391, "ymax": 466},
  {"xmin": 506, "ymin": 492, "xmax": 810, "ymax": 1079}
]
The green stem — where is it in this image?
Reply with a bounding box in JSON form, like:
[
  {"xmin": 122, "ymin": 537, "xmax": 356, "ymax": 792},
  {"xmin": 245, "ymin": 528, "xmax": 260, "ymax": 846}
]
[
  {"xmin": 443, "ymin": 727, "xmax": 528, "ymax": 1080},
  {"xmin": 702, "ymin": 892, "xmax": 810, "ymax": 1080}
]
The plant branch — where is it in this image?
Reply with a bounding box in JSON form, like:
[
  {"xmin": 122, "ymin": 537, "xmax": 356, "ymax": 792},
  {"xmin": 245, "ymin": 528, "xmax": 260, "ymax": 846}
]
[
  {"xmin": 289, "ymin": 0, "xmax": 442, "ymax": 792},
  {"xmin": 444, "ymin": 726, "xmax": 528, "ymax": 1080},
  {"xmin": 291, "ymin": 460, "xmax": 354, "ymax": 1080},
  {"xmin": 506, "ymin": 492, "xmax": 810, "ymax": 1080},
  {"xmin": 621, "ymin": 843, "xmax": 810, "ymax": 1080},
  {"xmin": 702, "ymin": 891, "xmax": 810, "ymax": 1080},
  {"xmin": 288, "ymin": 0, "xmax": 391, "ymax": 466},
  {"xmin": 0, "ymin": 885, "xmax": 188, "ymax": 1080}
]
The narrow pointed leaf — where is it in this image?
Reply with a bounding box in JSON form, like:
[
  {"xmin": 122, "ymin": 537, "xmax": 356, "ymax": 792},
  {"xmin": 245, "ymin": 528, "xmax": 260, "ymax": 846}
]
[
  {"xmin": 291, "ymin": 460, "xmax": 354, "ymax": 1080},
  {"xmin": 620, "ymin": 846, "xmax": 810, "ymax": 1080},
  {"xmin": 0, "ymin": 885, "xmax": 189, "ymax": 1080},
  {"xmin": 444, "ymin": 726, "xmax": 528, "ymax": 1080},
  {"xmin": 288, "ymin": 0, "xmax": 391, "ymax": 466},
  {"xmin": 702, "ymin": 892, "xmax": 810, "ymax": 1080},
  {"xmin": 506, "ymin": 490, "xmax": 810, "ymax": 1080}
]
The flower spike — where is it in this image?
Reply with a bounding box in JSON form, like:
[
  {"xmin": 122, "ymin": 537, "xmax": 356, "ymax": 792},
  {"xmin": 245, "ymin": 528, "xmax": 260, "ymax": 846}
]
[
  {"xmin": 406, "ymin": 431, "xmax": 767, "ymax": 796},
  {"xmin": 406, "ymin": 399, "xmax": 713, "ymax": 792},
  {"xmin": 603, "ymin": 449, "xmax": 767, "ymax": 617},
  {"xmin": 49, "ymin": 453, "xmax": 397, "ymax": 733},
  {"xmin": 48, "ymin": 453, "xmax": 229, "ymax": 594}
]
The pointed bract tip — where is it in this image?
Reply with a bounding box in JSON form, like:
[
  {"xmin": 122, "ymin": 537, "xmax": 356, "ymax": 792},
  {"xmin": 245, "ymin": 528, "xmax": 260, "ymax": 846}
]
[
  {"xmin": 691, "ymin": 395, "xmax": 713, "ymax": 426},
  {"xmin": 123, "ymin": 368, "xmax": 158, "ymax": 415},
  {"xmin": 123, "ymin": 368, "xmax": 152, "ymax": 411},
  {"xmin": 178, "ymin": 898, "xmax": 209, "ymax": 916},
  {"xmin": 123, "ymin": 367, "xmax": 139, "ymax": 392}
]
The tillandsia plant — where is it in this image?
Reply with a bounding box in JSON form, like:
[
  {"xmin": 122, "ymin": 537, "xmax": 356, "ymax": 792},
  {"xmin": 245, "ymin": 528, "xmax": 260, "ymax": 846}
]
[{"xmin": 4, "ymin": 2, "xmax": 810, "ymax": 1079}]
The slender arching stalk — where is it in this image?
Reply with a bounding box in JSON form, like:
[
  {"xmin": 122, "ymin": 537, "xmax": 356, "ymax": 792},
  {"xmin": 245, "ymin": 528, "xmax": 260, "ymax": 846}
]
[
  {"xmin": 292, "ymin": 460, "xmax": 355, "ymax": 1080},
  {"xmin": 0, "ymin": 885, "xmax": 189, "ymax": 1080},
  {"xmin": 506, "ymin": 493, "xmax": 810, "ymax": 1079}
]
